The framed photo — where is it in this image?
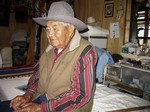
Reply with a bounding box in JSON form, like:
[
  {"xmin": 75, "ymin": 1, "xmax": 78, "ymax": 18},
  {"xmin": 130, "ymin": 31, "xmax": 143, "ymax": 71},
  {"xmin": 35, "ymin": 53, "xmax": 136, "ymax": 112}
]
[{"xmin": 105, "ymin": 3, "xmax": 114, "ymax": 17}]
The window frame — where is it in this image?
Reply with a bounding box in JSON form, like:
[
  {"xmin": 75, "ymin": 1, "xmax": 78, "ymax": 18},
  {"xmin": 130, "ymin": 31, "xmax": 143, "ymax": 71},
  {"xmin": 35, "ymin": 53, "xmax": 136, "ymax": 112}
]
[{"xmin": 130, "ymin": 0, "xmax": 150, "ymax": 45}]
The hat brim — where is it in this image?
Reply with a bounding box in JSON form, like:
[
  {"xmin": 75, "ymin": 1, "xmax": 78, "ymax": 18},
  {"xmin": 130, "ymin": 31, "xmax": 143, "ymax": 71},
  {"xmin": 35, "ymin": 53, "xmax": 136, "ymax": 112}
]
[{"xmin": 33, "ymin": 16, "xmax": 88, "ymax": 31}]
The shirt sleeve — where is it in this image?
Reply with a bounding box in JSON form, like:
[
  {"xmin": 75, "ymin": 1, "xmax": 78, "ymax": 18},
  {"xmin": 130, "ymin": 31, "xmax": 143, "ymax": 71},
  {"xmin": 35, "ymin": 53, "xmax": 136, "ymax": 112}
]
[
  {"xmin": 24, "ymin": 62, "xmax": 39, "ymax": 99},
  {"xmin": 41, "ymin": 45, "xmax": 97, "ymax": 112}
]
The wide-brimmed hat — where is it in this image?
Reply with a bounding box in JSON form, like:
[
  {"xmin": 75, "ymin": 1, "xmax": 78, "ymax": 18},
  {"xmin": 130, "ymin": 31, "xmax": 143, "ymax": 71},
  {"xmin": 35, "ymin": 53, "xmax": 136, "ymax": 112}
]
[
  {"xmin": 33, "ymin": 1, "xmax": 88, "ymax": 31},
  {"xmin": 87, "ymin": 16, "xmax": 96, "ymax": 24},
  {"xmin": 86, "ymin": 16, "xmax": 100, "ymax": 26}
]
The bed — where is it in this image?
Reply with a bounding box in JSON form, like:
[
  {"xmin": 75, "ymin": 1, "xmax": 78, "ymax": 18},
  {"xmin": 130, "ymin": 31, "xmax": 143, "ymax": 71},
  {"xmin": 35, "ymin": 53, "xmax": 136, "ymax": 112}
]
[
  {"xmin": 0, "ymin": 76, "xmax": 29, "ymax": 101},
  {"xmin": 92, "ymin": 84, "xmax": 150, "ymax": 112},
  {"xmin": 0, "ymin": 75, "xmax": 150, "ymax": 112}
]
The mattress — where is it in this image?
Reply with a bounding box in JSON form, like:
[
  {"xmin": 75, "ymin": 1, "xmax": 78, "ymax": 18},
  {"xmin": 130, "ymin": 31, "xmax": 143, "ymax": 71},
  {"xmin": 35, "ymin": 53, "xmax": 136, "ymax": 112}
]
[
  {"xmin": 0, "ymin": 76, "xmax": 29, "ymax": 101},
  {"xmin": 92, "ymin": 84, "xmax": 150, "ymax": 112},
  {"xmin": 0, "ymin": 77, "xmax": 150, "ymax": 111}
]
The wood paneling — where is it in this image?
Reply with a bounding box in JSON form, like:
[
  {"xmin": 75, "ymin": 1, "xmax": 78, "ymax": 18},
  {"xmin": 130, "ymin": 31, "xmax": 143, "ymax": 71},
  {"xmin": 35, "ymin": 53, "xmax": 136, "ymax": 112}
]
[
  {"xmin": 74, "ymin": 0, "xmax": 104, "ymax": 25},
  {"xmin": 124, "ymin": 0, "xmax": 132, "ymax": 43},
  {"xmin": 0, "ymin": 0, "xmax": 132, "ymax": 55},
  {"xmin": 74, "ymin": 0, "xmax": 131, "ymax": 54},
  {"xmin": 0, "ymin": 27, "xmax": 11, "ymax": 48},
  {"xmin": 0, "ymin": 13, "xmax": 32, "ymax": 49}
]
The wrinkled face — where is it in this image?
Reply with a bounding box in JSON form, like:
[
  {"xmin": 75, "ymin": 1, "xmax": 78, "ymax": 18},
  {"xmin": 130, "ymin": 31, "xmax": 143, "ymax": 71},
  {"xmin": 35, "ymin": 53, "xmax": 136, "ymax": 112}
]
[{"xmin": 46, "ymin": 21, "xmax": 75, "ymax": 49}]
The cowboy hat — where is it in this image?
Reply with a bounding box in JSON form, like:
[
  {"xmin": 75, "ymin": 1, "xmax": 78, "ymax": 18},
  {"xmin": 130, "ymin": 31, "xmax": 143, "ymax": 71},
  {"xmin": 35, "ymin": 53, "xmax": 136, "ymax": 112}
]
[
  {"xmin": 86, "ymin": 16, "xmax": 100, "ymax": 26},
  {"xmin": 33, "ymin": 1, "xmax": 87, "ymax": 31},
  {"xmin": 87, "ymin": 16, "xmax": 96, "ymax": 24}
]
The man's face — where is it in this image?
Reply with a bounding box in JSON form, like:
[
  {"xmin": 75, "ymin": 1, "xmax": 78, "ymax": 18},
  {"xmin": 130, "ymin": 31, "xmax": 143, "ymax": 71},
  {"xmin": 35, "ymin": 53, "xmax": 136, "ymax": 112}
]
[{"xmin": 46, "ymin": 21, "xmax": 74, "ymax": 49}]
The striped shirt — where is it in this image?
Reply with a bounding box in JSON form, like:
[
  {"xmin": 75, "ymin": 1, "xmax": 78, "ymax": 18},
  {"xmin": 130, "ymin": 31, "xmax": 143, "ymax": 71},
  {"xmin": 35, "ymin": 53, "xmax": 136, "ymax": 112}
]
[{"xmin": 25, "ymin": 45, "xmax": 96, "ymax": 112}]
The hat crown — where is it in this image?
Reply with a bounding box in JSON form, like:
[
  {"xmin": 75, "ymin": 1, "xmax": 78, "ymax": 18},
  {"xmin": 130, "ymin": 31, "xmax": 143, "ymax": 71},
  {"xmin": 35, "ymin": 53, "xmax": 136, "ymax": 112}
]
[
  {"xmin": 33, "ymin": 1, "xmax": 87, "ymax": 31},
  {"xmin": 87, "ymin": 16, "xmax": 96, "ymax": 24},
  {"xmin": 48, "ymin": 1, "xmax": 74, "ymax": 17}
]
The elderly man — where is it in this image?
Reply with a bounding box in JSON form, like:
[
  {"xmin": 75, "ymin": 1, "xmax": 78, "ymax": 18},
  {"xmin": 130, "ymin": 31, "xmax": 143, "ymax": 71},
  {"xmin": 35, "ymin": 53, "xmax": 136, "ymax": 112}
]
[{"xmin": 0, "ymin": 1, "xmax": 97, "ymax": 112}]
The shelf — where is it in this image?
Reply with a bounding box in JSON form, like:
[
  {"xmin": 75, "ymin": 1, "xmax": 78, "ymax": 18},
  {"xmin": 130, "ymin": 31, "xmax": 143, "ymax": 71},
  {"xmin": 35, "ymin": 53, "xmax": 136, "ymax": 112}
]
[
  {"xmin": 120, "ymin": 53, "xmax": 150, "ymax": 61},
  {"xmin": 105, "ymin": 76, "xmax": 143, "ymax": 97},
  {"xmin": 113, "ymin": 84, "xmax": 143, "ymax": 97}
]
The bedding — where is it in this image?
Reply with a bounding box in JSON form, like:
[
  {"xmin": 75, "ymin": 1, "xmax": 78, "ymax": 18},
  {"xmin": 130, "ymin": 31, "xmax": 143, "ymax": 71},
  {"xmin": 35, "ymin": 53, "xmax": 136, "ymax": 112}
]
[
  {"xmin": 0, "ymin": 76, "xmax": 29, "ymax": 101},
  {"xmin": 92, "ymin": 84, "xmax": 150, "ymax": 112},
  {"xmin": 0, "ymin": 77, "xmax": 150, "ymax": 111}
]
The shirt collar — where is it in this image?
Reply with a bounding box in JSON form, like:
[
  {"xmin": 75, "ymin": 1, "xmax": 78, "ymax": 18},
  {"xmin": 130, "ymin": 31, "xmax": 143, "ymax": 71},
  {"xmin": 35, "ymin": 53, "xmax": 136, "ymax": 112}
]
[{"xmin": 69, "ymin": 30, "xmax": 81, "ymax": 51}]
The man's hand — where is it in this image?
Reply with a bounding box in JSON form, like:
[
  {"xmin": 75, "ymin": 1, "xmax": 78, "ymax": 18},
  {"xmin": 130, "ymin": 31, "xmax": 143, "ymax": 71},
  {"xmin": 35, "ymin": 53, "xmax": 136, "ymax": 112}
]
[
  {"xmin": 14, "ymin": 102, "xmax": 42, "ymax": 112},
  {"xmin": 10, "ymin": 95, "xmax": 31, "ymax": 110}
]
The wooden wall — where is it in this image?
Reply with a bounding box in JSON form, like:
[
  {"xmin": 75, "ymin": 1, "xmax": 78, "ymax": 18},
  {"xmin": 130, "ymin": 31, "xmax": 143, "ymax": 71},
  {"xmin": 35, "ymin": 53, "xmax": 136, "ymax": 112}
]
[
  {"xmin": 0, "ymin": 13, "xmax": 32, "ymax": 49},
  {"xmin": 74, "ymin": 0, "xmax": 132, "ymax": 54},
  {"xmin": 0, "ymin": 0, "xmax": 132, "ymax": 55}
]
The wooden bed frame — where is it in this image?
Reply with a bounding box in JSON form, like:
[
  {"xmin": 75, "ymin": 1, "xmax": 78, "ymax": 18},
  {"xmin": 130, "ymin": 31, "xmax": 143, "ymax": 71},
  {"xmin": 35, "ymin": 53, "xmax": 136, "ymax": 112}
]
[{"xmin": 112, "ymin": 105, "xmax": 150, "ymax": 112}]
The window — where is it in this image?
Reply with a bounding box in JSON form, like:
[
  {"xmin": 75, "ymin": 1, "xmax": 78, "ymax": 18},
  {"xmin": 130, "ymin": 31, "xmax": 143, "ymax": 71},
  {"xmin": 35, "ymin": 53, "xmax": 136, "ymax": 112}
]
[{"xmin": 130, "ymin": 0, "xmax": 150, "ymax": 46}]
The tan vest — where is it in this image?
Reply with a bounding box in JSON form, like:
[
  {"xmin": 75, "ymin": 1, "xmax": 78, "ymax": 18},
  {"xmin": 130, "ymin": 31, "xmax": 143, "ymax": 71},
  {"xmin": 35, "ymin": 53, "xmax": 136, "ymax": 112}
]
[{"xmin": 35, "ymin": 38, "xmax": 96, "ymax": 112}]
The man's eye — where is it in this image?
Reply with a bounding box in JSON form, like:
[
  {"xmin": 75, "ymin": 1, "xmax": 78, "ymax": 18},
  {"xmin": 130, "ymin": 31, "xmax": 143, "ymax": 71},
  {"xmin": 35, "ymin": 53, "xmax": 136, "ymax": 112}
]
[
  {"xmin": 53, "ymin": 26, "xmax": 57, "ymax": 31},
  {"xmin": 53, "ymin": 28, "xmax": 57, "ymax": 31}
]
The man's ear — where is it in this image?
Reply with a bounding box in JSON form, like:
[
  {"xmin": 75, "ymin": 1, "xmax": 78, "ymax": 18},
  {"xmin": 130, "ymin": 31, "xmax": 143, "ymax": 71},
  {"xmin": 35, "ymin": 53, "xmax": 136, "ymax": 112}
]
[{"xmin": 68, "ymin": 24, "xmax": 75, "ymax": 37}]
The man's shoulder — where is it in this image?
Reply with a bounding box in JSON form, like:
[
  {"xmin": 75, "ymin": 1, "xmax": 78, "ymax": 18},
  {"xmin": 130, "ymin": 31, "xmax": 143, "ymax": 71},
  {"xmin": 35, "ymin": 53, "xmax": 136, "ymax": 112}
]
[{"xmin": 80, "ymin": 37, "xmax": 92, "ymax": 46}]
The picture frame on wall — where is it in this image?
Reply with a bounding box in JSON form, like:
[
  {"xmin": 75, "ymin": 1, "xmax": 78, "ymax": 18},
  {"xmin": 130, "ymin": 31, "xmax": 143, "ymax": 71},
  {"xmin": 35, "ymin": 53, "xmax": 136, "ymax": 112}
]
[{"xmin": 105, "ymin": 3, "xmax": 114, "ymax": 17}]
